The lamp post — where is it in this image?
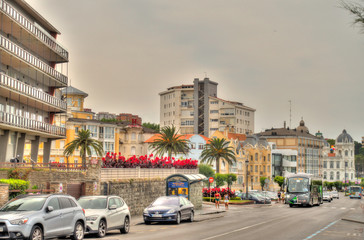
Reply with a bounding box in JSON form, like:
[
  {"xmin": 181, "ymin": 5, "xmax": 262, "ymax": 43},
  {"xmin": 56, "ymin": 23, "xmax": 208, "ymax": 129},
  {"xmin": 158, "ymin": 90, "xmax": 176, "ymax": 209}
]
[
  {"xmin": 345, "ymin": 161, "xmax": 347, "ymax": 191},
  {"xmin": 245, "ymin": 157, "xmax": 249, "ymax": 199}
]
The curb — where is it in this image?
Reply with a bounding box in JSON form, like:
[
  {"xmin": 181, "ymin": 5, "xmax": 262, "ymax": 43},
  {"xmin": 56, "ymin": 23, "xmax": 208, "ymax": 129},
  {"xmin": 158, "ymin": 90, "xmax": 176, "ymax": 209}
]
[{"xmin": 341, "ymin": 218, "xmax": 364, "ymax": 225}]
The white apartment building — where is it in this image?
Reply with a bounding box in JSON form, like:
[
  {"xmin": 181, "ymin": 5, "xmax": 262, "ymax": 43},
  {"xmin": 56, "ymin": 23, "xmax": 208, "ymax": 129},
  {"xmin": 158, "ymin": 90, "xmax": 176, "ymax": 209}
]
[{"xmin": 159, "ymin": 78, "xmax": 255, "ymax": 137}]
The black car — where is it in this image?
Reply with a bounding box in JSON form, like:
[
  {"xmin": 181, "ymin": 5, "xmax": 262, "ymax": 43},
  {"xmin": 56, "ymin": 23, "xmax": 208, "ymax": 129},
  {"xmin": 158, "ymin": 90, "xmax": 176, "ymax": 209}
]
[{"xmin": 143, "ymin": 196, "xmax": 194, "ymax": 224}]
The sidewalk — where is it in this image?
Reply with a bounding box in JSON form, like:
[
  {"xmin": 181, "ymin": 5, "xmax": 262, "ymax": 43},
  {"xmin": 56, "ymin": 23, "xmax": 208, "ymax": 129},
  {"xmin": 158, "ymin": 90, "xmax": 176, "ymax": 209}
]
[
  {"xmin": 342, "ymin": 212, "xmax": 364, "ymax": 224},
  {"xmin": 132, "ymin": 203, "xmax": 226, "ymax": 226}
]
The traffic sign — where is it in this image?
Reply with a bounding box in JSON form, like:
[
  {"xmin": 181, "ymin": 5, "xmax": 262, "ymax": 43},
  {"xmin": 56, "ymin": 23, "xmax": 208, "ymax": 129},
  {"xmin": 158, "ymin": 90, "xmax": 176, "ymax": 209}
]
[{"xmin": 209, "ymin": 177, "xmax": 214, "ymax": 183}]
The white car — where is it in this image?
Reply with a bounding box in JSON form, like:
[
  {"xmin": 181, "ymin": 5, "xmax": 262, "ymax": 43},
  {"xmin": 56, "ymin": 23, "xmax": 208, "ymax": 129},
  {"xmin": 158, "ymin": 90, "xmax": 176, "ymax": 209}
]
[
  {"xmin": 78, "ymin": 196, "xmax": 130, "ymax": 238},
  {"xmin": 323, "ymin": 192, "xmax": 332, "ymax": 202},
  {"xmin": 331, "ymin": 191, "xmax": 339, "ymax": 199}
]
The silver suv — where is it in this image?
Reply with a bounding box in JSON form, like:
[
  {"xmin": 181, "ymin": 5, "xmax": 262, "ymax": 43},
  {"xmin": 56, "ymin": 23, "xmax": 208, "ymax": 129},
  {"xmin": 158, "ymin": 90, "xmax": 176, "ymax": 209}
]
[{"xmin": 0, "ymin": 194, "xmax": 86, "ymax": 240}]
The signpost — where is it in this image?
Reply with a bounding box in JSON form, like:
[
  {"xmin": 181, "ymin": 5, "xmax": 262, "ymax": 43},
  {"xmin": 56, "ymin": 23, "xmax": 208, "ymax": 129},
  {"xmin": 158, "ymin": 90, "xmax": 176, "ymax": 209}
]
[{"xmin": 209, "ymin": 177, "xmax": 214, "ymax": 202}]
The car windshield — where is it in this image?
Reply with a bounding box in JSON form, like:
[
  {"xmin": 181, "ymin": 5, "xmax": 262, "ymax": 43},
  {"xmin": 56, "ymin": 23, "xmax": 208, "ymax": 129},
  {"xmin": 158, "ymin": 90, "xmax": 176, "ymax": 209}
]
[
  {"xmin": 0, "ymin": 197, "xmax": 46, "ymax": 212},
  {"xmin": 78, "ymin": 198, "xmax": 107, "ymax": 209},
  {"xmin": 288, "ymin": 177, "xmax": 309, "ymax": 193},
  {"xmin": 152, "ymin": 197, "xmax": 179, "ymax": 206},
  {"xmin": 323, "ymin": 192, "xmax": 329, "ymax": 196}
]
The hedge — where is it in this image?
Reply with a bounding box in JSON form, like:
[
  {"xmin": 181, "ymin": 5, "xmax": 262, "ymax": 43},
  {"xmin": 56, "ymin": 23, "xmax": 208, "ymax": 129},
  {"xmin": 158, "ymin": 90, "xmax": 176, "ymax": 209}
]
[{"xmin": 0, "ymin": 179, "xmax": 30, "ymax": 199}]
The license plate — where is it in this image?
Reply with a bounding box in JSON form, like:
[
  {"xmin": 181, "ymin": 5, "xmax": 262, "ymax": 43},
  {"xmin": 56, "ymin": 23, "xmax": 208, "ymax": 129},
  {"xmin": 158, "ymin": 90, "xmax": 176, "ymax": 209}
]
[
  {"xmin": 152, "ymin": 214, "xmax": 162, "ymax": 218},
  {"xmin": 0, "ymin": 227, "xmax": 3, "ymax": 232}
]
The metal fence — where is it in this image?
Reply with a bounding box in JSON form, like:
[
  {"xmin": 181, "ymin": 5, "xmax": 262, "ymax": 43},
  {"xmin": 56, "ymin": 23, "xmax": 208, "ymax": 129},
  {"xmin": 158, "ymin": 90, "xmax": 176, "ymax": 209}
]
[
  {"xmin": 0, "ymin": 162, "xmax": 86, "ymax": 171},
  {"xmin": 101, "ymin": 167, "xmax": 199, "ymax": 181}
]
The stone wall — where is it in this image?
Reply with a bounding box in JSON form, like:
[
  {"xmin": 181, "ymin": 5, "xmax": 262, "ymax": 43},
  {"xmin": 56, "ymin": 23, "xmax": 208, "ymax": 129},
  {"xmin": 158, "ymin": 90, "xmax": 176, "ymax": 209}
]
[
  {"xmin": 190, "ymin": 181, "xmax": 203, "ymax": 209},
  {"xmin": 102, "ymin": 178, "xmax": 165, "ymax": 216},
  {"xmin": 0, "ymin": 184, "xmax": 8, "ymax": 206}
]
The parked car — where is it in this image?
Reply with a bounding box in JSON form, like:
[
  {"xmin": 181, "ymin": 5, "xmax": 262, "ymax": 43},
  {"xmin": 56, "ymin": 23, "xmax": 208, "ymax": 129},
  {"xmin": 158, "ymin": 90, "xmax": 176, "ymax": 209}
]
[
  {"xmin": 323, "ymin": 192, "xmax": 332, "ymax": 202},
  {"xmin": 143, "ymin": 196, "xmax": 194, "ymax": 224},
  {"xmin": 262, "ymin": 191, "xmax": 278, "ymax": 200},
  {"xmin": 0, "ymin": 194, "xmax": 86, "ymax": 240},
  {"xmin": 331, "ymin": 191, "xmax": 339, "ymax": 199},
  {"xmin": 239, "ymin": 192, "xmax": 271, "ymax": 204},
  {"xmin": 78, "ymin": 195, "xmax": 130, "ymax": 238}
]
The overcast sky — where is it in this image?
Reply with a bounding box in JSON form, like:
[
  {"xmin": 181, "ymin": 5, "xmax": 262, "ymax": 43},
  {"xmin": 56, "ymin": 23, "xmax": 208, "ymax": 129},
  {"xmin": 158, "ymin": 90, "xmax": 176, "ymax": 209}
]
[{"xmin": 27, "ymin": 0, "xmax": 364, "ymax": 141}]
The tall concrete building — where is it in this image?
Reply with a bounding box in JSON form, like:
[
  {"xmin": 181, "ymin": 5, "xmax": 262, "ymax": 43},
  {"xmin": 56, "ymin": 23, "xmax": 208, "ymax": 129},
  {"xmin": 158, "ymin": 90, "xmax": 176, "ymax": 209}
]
[
  {"xmin": 0, "ymin": 0, "xmax": 68, "ymax": 163},
  {"xmin": 159, "ymin": 78, "xmax": 255, "ymax": 137}
]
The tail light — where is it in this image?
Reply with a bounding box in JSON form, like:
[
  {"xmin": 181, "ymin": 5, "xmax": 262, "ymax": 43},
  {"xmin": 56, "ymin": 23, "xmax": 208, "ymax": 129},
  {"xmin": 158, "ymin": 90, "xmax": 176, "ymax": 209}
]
[{"xmin": 82, "ymin": 209, "xmax": 85, "ymax": 215}]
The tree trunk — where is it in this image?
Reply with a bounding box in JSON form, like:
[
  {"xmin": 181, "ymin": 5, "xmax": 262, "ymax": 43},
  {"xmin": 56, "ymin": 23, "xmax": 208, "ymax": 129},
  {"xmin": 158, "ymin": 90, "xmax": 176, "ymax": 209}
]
[
  {"xmin": 82, "ymin": 154, "xmax": 86, "ymax": 168},
  {"xmin": 168, "ymin": 149, "xmax": 172, "ymax": 160},
  {"xmin": 216, "ymin": 157, "xmax": 220, "ymax": 174}
]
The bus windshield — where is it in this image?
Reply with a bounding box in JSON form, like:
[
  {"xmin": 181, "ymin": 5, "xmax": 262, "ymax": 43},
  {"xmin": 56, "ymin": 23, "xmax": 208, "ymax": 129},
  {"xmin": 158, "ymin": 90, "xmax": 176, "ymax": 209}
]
[
  {"xmin": 350, "ymin": 187, "xmax": 361, "ymax": 192},
  {"xmin": 287, "ymin": 177, "xmax": 309, "ymax": 193}
]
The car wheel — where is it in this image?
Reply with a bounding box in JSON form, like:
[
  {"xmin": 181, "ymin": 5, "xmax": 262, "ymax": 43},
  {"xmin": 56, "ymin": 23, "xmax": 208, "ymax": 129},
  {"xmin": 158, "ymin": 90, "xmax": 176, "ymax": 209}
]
[
  {"xmin": 175, "ymin": 212, "xmax": 181, "ymax": 225},
  {"xmin": 120, "ymin": 216, "xmax": 130, "ymax": 234},
  {"xmin": 71, "ymin": 221, "xmax": 84, "ymax": 240},
  {"xmin": 188, "ymin": 211, "xmax": 194, "ymax": 222},
  {"xmin": 289, "ymin": 204, "xmax": 293, "ymax": 208},
  {"xmin": 29, "ymin": 225, "xmax": 43, "ymax": 240},
  {"xmin": 145, "ymin": 221, "xmax": 151, "ymax": 225},
  {"xmin": 97, "ymin": 219, "xmax": 107, "ymax": 238}
]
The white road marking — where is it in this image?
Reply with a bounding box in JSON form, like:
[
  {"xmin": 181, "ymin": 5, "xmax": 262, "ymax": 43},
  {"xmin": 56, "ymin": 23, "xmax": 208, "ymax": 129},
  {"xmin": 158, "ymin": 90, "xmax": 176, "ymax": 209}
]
[
  {"xmin": 340, "ymin": 207, "xmax": 346, "ymax": 210},
  {"xmin": 350, "ymin": 208, "xmax": 355, "ymax": 210},
  {"xmin": 201, "ymin": 214, "xmax": 291, "ymax": 240}
]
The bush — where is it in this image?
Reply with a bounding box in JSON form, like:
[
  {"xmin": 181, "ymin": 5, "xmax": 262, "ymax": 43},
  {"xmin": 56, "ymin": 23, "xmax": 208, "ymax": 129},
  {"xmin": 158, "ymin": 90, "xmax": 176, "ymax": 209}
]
[
  {"xmin": 102, "ymin": 153, "xmax": 198, "ymax": 169},
  {"xmin": 8, "ymin": 169, "xmax": 31, "ymax": 180},
  {"xmin": 0, "ymin": 178, "xmax": 30, "ymax": 199},
  {"xmin": 230, "ymin": 197, "xmax": 241, "ymax": 200},
  {"xmin": 203, "ymin": 197, "xmax": 214, "ymax": 202}
]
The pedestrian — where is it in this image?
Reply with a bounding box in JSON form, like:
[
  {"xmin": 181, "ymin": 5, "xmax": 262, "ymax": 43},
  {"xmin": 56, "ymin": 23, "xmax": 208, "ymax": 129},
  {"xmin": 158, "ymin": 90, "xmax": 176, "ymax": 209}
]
[
  {"xmin": 224, "ymin": 193, "xmax": 230, "ymax": 210},
  {"xmin": 277, "ymin": 191, "xmax": 281, "ymax": 203},
  {"xmin": 281, "ymin": 191, "xmax": 285, "ymax": 204},
  {"xmin": 215, "ymin": 192, "xmax": 221, "ymax": 209}
]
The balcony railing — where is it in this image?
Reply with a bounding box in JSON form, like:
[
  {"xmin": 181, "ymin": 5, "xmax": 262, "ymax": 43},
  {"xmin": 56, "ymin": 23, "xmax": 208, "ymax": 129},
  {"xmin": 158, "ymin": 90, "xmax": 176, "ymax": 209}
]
[
  {"xmin": 0, "ymin": 111, "xmax": 66, "ymax": 137},
  {"xmin": 0, "ymin": 73, "xmax": 66, "ymax": 110},
  {"xmin": 0, "ymin": 0, "xmax": 68, "ymax": 60},
  {"xmin": 0, "ymin": 36, "xmax": 68, "ymax": 86}
]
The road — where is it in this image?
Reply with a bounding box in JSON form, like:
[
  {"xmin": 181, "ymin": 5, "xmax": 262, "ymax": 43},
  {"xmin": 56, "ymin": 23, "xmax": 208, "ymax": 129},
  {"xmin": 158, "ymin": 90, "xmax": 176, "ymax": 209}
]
[{"xmin": 84, "ymin": 193, "xmax": 363, "ymax": 240}]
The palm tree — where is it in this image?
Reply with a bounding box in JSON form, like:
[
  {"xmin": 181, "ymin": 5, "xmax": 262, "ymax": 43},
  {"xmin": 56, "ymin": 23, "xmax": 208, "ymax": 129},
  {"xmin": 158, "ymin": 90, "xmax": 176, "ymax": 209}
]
[
  {"xmin": 200, "ymin": 138, "xmax": 236, "ymax": 174},
  {"xmin": 63, "ymin": 129, "xmax": 104, "ymax": 168},
  {"xmin": 149, "ymin": 125, "xmax": 190, "ymax": 159}
]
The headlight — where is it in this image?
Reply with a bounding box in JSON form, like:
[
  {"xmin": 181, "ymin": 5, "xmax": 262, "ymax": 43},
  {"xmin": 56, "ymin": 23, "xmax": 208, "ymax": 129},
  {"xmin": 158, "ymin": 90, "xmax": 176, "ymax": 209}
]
[
  {"xmin": 143, "ymin": 209, "xmax": 149, "ymax": 214},
  {"xmin": 286, "ymin": 195, "xmax": 291, "ymax": 198},
  {"xmin": 10, "ymin": 218, "xmax": 28, "ymax": 225},
  {"xmin": 167, "ymin": 209, "xmax": 176, "ymax": 214},
  {"xmin": 86, "ymin": 215, "xmax": 99, "ymax": 221}
]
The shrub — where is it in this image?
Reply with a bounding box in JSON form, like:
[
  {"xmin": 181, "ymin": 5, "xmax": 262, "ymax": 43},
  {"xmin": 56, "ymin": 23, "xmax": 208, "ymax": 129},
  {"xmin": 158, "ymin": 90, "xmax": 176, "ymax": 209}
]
[
  {"xmin": 8, "ymin": 169, "xmax": 31, "ymax": 180},
  {"xmin": 0, "ymin": 178, "xmax": 30, "ymax": 199},
  {"xmin": 230, "ymin": 197, "xmax": 241, "ymax": 200},
  {"xmin": 102, "ymin": 153, "xmax": 198, "ymax": 169}
]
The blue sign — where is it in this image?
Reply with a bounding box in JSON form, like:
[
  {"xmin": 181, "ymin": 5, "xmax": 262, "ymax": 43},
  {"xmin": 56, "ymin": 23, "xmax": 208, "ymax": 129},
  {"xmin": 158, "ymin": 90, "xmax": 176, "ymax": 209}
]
[{"xmin": 168, "ymin": 181, "xmax": 188, "ymax": 188}]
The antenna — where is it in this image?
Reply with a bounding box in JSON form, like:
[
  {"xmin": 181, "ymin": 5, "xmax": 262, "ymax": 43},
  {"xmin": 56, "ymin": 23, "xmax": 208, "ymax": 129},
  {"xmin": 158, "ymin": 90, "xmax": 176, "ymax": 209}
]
[
  {"xmin": 204, "ymin": 72, "xmax": 207, "ymax": 78},
  {"xmin": 289, "ymin": 100, "xmax": 292, "ymax": 128}
]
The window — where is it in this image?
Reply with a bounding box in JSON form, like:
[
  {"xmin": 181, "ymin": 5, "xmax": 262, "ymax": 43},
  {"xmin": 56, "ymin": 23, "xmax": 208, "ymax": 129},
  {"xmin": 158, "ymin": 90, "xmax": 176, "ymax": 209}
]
[
  {"xmin": 191, "ymin": 143, "xmax": 196, "ymax": 149},
  {"xmin": 60, "ymin": 157, "xmax": 64, "ymax": 163},
  {"xmin": 108, "ymin": 198, "xmax": 117, "ymax": 207},
  {"xmin": 210, "ymin": 101, "xmax": 218, "ymax": 104},
  {"xmin": 87, "ymin": 125, "xmax": 98, "ymax": 137},
  {"xmin": 255, "ymin": 153, "xmax": 258, "ymax": 161},
  {"xmin": 330, "ymin": 161, "xmax": 334, "ymax": 169},
  {"xmin": 250, "ymin": 165, "xmax": 253, "ymax": 172},
  {"xmin": 59, "ymin": 197, "xmax": 73, "ymax": 209},
  {"xmin": 60, "ymin": 140, "xmax": 65, "ymax": 149},
  {"xmin": 345, "ymin": 150, "xmax": 348, "ymax": 156},
  {"xmin": 336, "ymin": 172, "xmax": 340, "ymax": 180},
  {"xmin": 268, "ymin": 155, "xmax": 270, "ymax": 162},
  {"xmin": 267, "ymin": 165, "xmax": 270, "ymax": 172},
  {"xmin": 131, "ymin": 146, "xmax": 136, "ymax": 155},
  {"xmin": 351, "ymin": 173, "xmax": 353, "ymax": 180},
  {"xmin": 47, "ymin": 198, "xmax": 60, "ymax": 210},
  {"xmin": 336, "ymin": 161, "xmax": 340, "ymax": 168},
  {"xmin": 75, "ymin": 127, "xmax": 79, "ymax": 133},
  {"xmin": 198, "ymin": 144, "xmax": 204, "ymax": 150},
  {"xmin": 104, "ymin": 142, "xmax": 114, "ymax": 153},
  {"xmin": 210, "ymin": 110, "xmax": 218, "ymax": 114},
  {"xmin": 131, "ymin": 133, "xmax": 136, "ymax": 140},
  {"xmin": 330, "ymin": 172, "xmax": 334, "ymax": 180},
  {"xmin": 255, "ymin": 165, "xmax": 258, "ymax": 172},
  {"xmin": 210, "ymin": 119, "xmax": 218, "ymax": 122},
  {"xmin": 104, "ymin": 127, "xmax": 114, "ymax": 139},
  {"xmin": 323, "ymin": 161, "xmax": 327, "ymax": 168},
  {"xmin": 263, "ymin": 156, "xmax": 266, "ymax": 161},
  {"xmin": 115, "ymin": 198, "xmax": 124, "ymax": 207},
  {"xmin": 323, "ymin": 172, "xmax": 327, "ymax": 179}
]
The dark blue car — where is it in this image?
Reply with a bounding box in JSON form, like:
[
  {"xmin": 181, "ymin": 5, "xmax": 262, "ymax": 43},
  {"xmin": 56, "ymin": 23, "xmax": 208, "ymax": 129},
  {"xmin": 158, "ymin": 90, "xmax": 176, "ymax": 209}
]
[{"xmin": 143, "ymin": 196, "xmax": 194, "ymax": 224}]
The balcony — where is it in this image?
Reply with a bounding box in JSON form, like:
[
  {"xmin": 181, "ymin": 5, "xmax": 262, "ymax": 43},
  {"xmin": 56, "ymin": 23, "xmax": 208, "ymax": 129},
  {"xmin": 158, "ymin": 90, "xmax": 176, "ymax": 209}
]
[
  {"xmin": 0, "ymin": 0, "xmax": 68, "ymax": 62},
  {"xmin": 0, "ymin": 35, "xmax": 68, "ymax": 87},
  {"xmin": 0, "ymin": 73, "xmax": 66, "ymax": 112},
  {"xmin": 0, "ymin": 111, "xmax": 66, "ymax": 137}
]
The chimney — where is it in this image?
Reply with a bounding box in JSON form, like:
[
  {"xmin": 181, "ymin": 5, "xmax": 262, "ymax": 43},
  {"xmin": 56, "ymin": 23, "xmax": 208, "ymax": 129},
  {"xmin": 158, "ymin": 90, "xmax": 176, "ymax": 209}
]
[{"xmin": 284, "ymin": 121, "xmax": 286, "ymax": 129}]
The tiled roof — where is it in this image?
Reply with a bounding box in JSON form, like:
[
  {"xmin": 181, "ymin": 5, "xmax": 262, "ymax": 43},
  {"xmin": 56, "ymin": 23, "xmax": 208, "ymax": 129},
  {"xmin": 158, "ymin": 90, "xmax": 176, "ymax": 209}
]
[
  {"xmin": 257, "ymin": 127, "xmax": 321, "ymax": 139},
  {"xmin": 227, "ymin": 133, "xmax": 247, "ymax": 141}
]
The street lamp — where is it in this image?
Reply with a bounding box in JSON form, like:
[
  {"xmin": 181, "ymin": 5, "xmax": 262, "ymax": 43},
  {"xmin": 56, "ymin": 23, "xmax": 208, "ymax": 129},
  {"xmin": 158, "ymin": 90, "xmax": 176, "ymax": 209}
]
[
  {"xmin": 245, "ymin": 157, "xmax": 249, "ymax": 199},
  {"xmin": 345, "ymin": 161, "xmax": 348, "ymax": 191}
]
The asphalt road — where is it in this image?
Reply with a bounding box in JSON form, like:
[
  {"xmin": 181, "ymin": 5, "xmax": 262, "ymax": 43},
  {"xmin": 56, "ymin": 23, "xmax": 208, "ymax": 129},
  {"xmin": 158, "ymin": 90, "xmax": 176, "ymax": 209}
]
[{"xmin": 83, "ymin": 193, "xmax": 363, "ymax": 240}]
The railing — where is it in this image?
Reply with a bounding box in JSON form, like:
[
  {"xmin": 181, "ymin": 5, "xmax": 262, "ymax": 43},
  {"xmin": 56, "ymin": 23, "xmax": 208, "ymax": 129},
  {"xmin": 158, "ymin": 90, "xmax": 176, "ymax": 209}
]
[
  {"xmin": 0, "ymin": 36, "xmax": 68, "ymax": 86},
  {"xmin": 0, "ymin": 162, "xmax": 86, "ymax": 171},
  {"xmin": 0, "ymin": 0, "xmax": 68, "ymax": 60},
  {"xmin": 0, "ymin": 111, "xmax": 66, "ymax": 136},
  {"xmin": 0, "ymin": 73, "xmax": 66, "ymax": 110},
  {"xmin": 101, "ymin": 167, "xmax": 198, "ymax": 181}
]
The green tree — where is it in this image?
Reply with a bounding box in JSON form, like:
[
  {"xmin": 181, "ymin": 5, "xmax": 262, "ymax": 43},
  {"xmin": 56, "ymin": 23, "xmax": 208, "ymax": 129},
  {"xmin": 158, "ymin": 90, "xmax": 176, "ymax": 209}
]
[
  {"xmin": 355, "ymin": 154, "xmax": 364, "ymax": 173},
  {"xmin": 215, "ymin": 173, "xmax": 226, "ymax": 187},
  {"xmin": 149, "ymin": 125, "xmax": 190, "ymax": 159},
  {"xmin": 142, "ymin": 122, "xmax": 160, "ymax": 132},
  {"xmin": 274, "ymin": 176, "xmax": 284, "ymax": 190},
  {"xmin": 63, "ymin": 129, "xmax": 104, "ymax": 168},
  {"xmin": 260, "ymin": 176, "xmax": 267, "ymax": 191},
  {"xmin": 326, "ymin": 139, "xmax": 335, "ymax": 147},
  {"xmin": 226, "ymin": 173, "xmax": 237, "ymax": 189},
  {"xmin": 341, "ymin": 0, "xmax": 364, "ymax": 32},
  {"xmin": 334, "ymin": 181, "xmax": 343, "ymax": 191},
  {"xmin": 354, "ymin": 141, "xmax": 362, "ymax": 155},
  {"xmin": 200, "ymin": 138, "xmax": 236, "ymax": 174},
  {"xmin": 199, "ymin": 164, "xmax": 215, "ymax": 179}
]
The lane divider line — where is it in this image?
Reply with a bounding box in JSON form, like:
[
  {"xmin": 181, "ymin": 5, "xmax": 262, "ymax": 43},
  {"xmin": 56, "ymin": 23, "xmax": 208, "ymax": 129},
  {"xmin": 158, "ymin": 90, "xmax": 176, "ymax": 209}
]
[{"xmin": 303, "ymin": 219, "xmax": 340, "ymax": 240}]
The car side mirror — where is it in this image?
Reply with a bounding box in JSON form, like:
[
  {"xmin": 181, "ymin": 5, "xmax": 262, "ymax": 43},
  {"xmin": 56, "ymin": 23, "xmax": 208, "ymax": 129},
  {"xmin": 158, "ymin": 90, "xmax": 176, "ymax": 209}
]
[
  {"xmin": 46, "ymin": 206, "xmax": 54, "ymax": 212},
  {"xmin": 109, "ymin": 205, "xmax": 117, "ymax": 210},
  {"xmin": 180, "ymin": 204, "xmax": 183, "ymax": 208}
]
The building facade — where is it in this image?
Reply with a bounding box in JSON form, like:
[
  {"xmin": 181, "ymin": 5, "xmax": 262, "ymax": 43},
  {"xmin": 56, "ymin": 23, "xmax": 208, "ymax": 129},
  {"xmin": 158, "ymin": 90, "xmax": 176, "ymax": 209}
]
[
  {"xmin": 322, "ymin": 130, "xmax": 356, "ymax": 183},
  {"xmin": 270, "ymin": 142, "xmax": 298, "ymax": 178},
  {"xmin": 159, "ymin": 78, "xmax": 255, "ymax": 137},
  {"xmin": 116, "ymin": 113, "xmax": 142, "ymax": 125},
  {"xmin": 258, "ymin": 120, "xmax": 325, "ymax": 178},
  {"xmin": 0, "ymin": 0, "xmax": 68, "ymax": 163}
]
